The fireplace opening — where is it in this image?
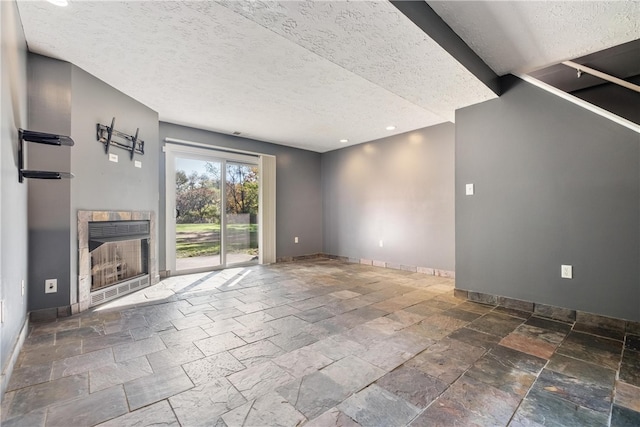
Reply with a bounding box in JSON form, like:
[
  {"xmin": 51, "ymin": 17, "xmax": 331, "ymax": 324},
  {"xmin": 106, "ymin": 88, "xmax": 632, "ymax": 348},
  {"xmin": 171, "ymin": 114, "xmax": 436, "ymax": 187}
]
[{"xmin": 89, "ymin": 220, "xmax": 149, "ymax": 292}]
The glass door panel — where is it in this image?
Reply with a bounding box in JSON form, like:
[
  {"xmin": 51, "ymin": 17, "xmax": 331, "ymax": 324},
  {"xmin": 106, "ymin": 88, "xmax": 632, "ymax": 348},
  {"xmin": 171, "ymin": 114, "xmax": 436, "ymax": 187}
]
[
  {"xmin": 225, "ymin": 162, "xmax": 259, "ymax": 265},
  {"xmin": 174, "ymin": 157, "xmax": 222, "ymax": 271}
]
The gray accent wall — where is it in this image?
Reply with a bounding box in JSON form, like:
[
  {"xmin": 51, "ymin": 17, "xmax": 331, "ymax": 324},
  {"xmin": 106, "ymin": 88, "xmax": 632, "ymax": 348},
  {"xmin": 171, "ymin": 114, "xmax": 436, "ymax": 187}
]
[
  {"xmin": 26, "ymin": 54, "xmax": 159, "ymax": 311},
  {"xmin": 322, "ymin": 124, "xmax": 455, "ymax": 271},
  {"xmin": 27, "ymin": 55, "xmax": 72, "ymax": 311},
  {"xmin": 69, "ymin": 65, "xmax": 159, "ymax": 305},
  {"xmin": 456, "ymin": 75, "xmax": 640, "ymax": 321},
  {"xmin": 1, "ymin": 0, "xmax": 29, "ymax": 391},
  {"xmin": 159, "ymin": 122, "xmax": 323, "ymax": 270}
]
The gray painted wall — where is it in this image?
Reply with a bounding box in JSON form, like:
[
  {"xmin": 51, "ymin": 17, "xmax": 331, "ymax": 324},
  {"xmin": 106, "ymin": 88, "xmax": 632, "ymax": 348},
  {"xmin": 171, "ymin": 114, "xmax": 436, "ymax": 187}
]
[
  {"xmin": 159, "ymin": 122, "xmax": 323, "ymax": 270},
  {"xmin": 69, "ymin": 65, "xmax": 159, "ymax": 304},
  {"xmin": 322, "ymin": 124, "xmax": 455, "ymax": 271},
  {"xmin": 1, "ymin": 0, "xmax": 29, "ymax": 388},
  {"xmin": 26, "ymin": 54, "xmax": 159, "ymax": 311},
  {"xmin": 27, "ymin": 55, "xmax": 72, "ymax": 311},
  {"xmin": 456, "ymin": 75, "xmax": 640, "ymax": 321}
]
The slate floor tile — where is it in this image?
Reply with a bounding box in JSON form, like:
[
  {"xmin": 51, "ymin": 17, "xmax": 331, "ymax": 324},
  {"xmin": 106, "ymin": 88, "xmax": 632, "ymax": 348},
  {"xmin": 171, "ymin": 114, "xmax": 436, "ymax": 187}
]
[
  {"xmin": 524, "ymin": 316, "xmax": 572, "ymax": 334},
  {"xmin": 465, "ymin": 353, "xmax": 536, "ymax": 397},
  {"xmin": 146, "ymin": 343, "xmax": 205, "ymax": 371},
  {"xmin": 611, "ymin": 404, "xmax": 640, "ymax": 427},
  {"xmin": 227, "ymin": 361, "xmax": 295, "ymax": 401},
  {"xmin": 615, "ymin": 380, "xmax": 640, "ymax": 412},
  {"xmin": 18, "ymin": 342, "xmax": 82, "ymax": 367},
  {"xmin": 194, "ymin": 331, "xmax": 246, "ymax": 355},
  {"xmin": 112, "ymin": 335, "xmax": 166, "ymax": 362},
  {"xmin": 448, "ymin": 327, "xmax": 501, "ymax": 350},
  {"xmin": 230, "ymin": 339, "xmax": 284, "ymax": 368},
  {"xmin": 123, "ymin": 366, "xmax": 193, "ymax": 410},
  {"xmin": 170, "ymin": 377, "xmax": 246, "ymax": 426},
  {"xmin": 338, "ymin": 384, "xmax": 420, "ymax": 427},
  {"xmin": 375, "ymin": 365, "xmax": 447, "ymax": 408},
  {"xmin": 405, "ymin": 338, "xmax": 485, "ymax": 384},
  {"xmin": 468, "ymin": 312, "xmax": 525, "ymax": 338},
  {"xmin": 6, "ymin": 363, "xmax": 52, "ymax": 392},
  {"xmin": 296, "ymin": 306, "xmax": 336, "ymax": 323},
  {"xmin": 499, "ymin": 324, "xmax": 566, "ymax": 360},
  {"xmin": 514, "ymin": 388, "xmax": 609, "ymax": 427},
  {"xmin": 573, "ymin": 323, "xmax": 625, "ymax": 341},
  {"xmin": 3, "ymin": 374, "xmax": 89, "ymax": 420},
  {"xmin": 557, "ymin": 331, "xmax": 623, "ymax": 369},
  {"xmin": 182, "ymin": 351, "xmax": 245, "ymax": 385},
  {"xmin": 7, "ymin": 260, "xmax": 640, "ymax": 427},
  {"xmin": 51, "ymin": 348, "xmax": 114, "ymax": 379},
  {"xmin": 273, "ymin": 346, "xmax": 333, "ymax": 378},
  {"xmin": 89, "ymin": 356, "xmax": 153, "ymax": 393},
  {"xmin": 626, "ymin": 335, "xmax": 640, "ymax": 352},
  {"xmin": 44, "ymin": 385, "xmax": 128, "ymax": 427},
  {"xmin": 306, "ymin": 335, "xmax": 367, "ymax": 361},
  {"xmin": 96, "ymin": 400, "xmax": 179, "ymax": 427},
  {"xmin": 221, "ymin": 391, "xmax": 306, "ymax": 427},
  {"xmin": 546, "ymin": 353, "xmax": 616, "ymax": 389},
  {"xmin": 321, "ymin": 355, "xmax": 385, "ymax": 394},
  {"xmin": 81, "ymin": 331, "xmax": 133, "ymax": 353},
  {"xmin": 534, "ymin": 369, "xmax": 612, "ymax": 413},
  {"xmin": 620, "ymin": 349, "xmax": 640, "ymax": 387},
  {"xmin": 305, "ymin": 407, "xmax": 361, "ymax": 427},
  {"xmin": 269, "ymin": 330, "xmax": 318, "ymax": 352},
  {"xmin": 0, "ymin": 408, "xmax": 47, "ymax": 427},
  {"xmin": 417, "ymin": 375, "xmax": 520, "ymax": 426},
  {"xmin": 158, "ymin": 325, "xmax": 208, "ymax": 347},
  {"xmin": 277, "ymin": 373, "xmax": 353, "ymax": 420}
]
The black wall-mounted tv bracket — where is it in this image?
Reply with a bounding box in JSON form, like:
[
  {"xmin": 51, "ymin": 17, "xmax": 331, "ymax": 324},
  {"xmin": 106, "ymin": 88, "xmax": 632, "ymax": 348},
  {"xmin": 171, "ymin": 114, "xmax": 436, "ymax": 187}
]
[{"xmin": 96, "ymin": 117, "xmax": 144, "ymax": 160}]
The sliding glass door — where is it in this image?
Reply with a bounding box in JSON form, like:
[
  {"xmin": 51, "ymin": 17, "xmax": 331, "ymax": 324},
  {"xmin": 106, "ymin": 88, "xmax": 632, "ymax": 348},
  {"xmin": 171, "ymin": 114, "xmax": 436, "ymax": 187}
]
[
  {"xmin": 174, "ymin": 157, "xmax": 223, "ymax": 271},
  {"xmin": 225, "ymin": 162, "xmax": 259, "ymax": 266},
  {"xmin": 166, "ymin": 145, "xmax": 262, "ymax": 274}
]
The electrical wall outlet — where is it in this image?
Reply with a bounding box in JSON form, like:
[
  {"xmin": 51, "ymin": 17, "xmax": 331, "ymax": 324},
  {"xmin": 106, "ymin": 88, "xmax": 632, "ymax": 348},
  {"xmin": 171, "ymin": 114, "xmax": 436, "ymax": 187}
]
[
  {"xmin": 109, "ymin": 153, "xmax": 118, "ymax": 163},
  {"xmin": 294, "ymin": 237, "xmax": 299, "ymax": 244},
  {"xmin": 21, "ymin": 279, "xmax": 25, "ymax": 296},
  {"xmin": 379, "ymin": 240, "xmax": 384, "ymax": 248},
  {"xmin": 134, "ymin": 160, "xmax": 142, "ymax": 168},
  {"xmin": 561, "ymin": 265, "xmax": 573, "ymax": 279},
  {"xmin": 45, "ymin": 279, "xmax": 58, "ymax": 293}
]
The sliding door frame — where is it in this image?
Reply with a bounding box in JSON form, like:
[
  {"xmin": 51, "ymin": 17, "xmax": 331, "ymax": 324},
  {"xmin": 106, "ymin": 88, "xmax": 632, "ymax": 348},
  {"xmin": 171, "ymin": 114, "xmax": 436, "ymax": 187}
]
[{"xmin": 164, "ymin": 140, "xmax": 276, "ymax": 275}]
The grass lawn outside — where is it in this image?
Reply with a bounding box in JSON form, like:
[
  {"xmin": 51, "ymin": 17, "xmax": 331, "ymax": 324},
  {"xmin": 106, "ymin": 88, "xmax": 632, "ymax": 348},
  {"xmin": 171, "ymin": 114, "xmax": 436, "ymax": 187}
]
[{"xmin": 176, "ymin": 222, "xmax": 258, "ymax": 258}]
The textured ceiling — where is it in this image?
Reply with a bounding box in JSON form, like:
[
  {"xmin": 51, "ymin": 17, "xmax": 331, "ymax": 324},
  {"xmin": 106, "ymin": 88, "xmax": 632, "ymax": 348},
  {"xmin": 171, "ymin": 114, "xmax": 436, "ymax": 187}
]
[
  {"xmin": 15, "ymin": 1, "xmax": 639, "ymax": 152},
  {"xmin": 16, "ymin": 0, "xmax": 496, "ymax": 152},
  {"xmin": 427, "ymin": 0, "xmax": 640, "ymax": 75}
]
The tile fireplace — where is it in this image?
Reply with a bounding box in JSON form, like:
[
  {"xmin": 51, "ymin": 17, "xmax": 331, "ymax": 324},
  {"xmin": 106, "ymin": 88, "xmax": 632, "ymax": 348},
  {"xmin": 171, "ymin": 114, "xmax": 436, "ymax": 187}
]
[{"xmin": 77, "ymin": 210, "xmax": 158, "ymax": 312}]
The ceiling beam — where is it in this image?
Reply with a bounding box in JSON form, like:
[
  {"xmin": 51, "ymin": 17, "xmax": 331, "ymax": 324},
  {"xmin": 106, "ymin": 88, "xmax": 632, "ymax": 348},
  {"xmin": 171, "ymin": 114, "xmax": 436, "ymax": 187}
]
[{"xmin": 390, "ymin": 1, "xmax": 500, "ymax": 96}]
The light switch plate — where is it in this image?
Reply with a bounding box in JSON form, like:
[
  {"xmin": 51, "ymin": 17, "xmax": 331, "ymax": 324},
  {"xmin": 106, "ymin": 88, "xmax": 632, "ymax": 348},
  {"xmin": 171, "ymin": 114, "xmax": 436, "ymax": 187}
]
[
  {"xmin": 134, "ymin": 160, "xmax": 142, "ymax": 168},
  {"xmin": 109, "ymin": 153, "xmax": 118, "ymax": 163},
  {"xmin": 465, "ymin": 183, "xmax": 474, "ymax": 196}
]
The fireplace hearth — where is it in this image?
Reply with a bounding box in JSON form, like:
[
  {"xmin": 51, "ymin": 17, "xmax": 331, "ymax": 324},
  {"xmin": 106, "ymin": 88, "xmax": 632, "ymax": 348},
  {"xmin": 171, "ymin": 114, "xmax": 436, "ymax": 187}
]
[{"xmin": 77, "ymin": 210, "xmax": 158, "ymax": 312}]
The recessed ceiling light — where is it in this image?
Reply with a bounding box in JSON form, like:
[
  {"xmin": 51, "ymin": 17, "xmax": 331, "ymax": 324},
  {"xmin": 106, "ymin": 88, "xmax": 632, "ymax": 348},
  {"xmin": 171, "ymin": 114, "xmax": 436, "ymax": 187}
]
[
  {"xmin": 386, "ymin": 125, "xmax": 396, "ymax": 131},
  {"xmin": 47, "ymin": 0, "xmax": 69, "ymax": 6},
  {"xmin": 339, "ymin": 139, "xmax": 349, "ymax": 143}
]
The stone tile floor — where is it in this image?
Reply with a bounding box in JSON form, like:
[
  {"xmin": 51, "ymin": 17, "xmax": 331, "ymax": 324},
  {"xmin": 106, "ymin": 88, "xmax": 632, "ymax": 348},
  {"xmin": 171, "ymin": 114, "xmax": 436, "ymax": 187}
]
[{"xmin": 2, "ymin": 259, "xmax": 640, "ymax": 426}]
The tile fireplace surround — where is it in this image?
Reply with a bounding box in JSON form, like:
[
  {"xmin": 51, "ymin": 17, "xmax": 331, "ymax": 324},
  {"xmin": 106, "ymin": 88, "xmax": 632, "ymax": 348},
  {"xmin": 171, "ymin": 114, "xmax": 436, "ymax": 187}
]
[{"xmin": 76, "ymin": 210, "xmax": 159, "ymax": 313}]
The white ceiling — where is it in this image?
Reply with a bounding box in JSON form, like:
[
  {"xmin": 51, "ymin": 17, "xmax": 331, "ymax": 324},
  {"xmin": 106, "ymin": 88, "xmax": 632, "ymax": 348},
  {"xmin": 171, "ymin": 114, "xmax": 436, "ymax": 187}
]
[
  {"xmin": 428, "ymin": 0, "xmax": 640, "ymax": 75},
  {"xmin": 16, "ymin": 1, "xmax": 640, "ymax": 153}
]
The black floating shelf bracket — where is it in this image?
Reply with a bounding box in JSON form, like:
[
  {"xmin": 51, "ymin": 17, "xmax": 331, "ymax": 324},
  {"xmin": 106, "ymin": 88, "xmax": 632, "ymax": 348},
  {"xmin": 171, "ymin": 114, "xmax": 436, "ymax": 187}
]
[
  {"xmin": 18, "ymin": 128, "xmax": 75, "ymax": 183},
  {"xmin": 96, "ymin": 117, "xmax": 144, "ymax": 159}
]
